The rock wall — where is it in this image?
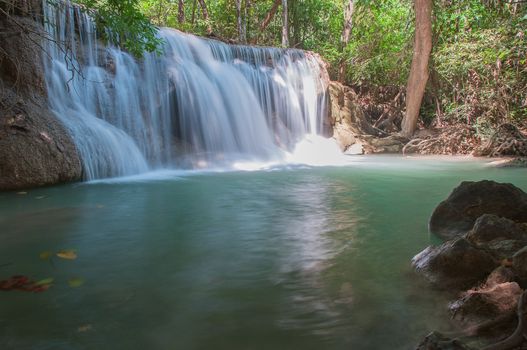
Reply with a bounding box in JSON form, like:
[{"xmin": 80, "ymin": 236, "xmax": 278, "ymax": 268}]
[
  {"xmin": 0, "ymin": 2, "xmax": 82, "ymax": 190},
  {"xmin": 327, "ymin": 81, "xmax": 406, "ymax": 153}
]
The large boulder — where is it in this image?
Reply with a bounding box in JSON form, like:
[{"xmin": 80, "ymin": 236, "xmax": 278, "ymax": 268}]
[
  {"xmin": 0, "ymin": 5, "xmax": 82, "ymax": 190},
  {"xmin": 464, "ymin": 214, "xmax": 527, "ymax": 260},
  {"xmin": 429, "ymin": 181, "xmax": 527, "ymax": 240},
  {"xmin": 412, "ymin": 238, "xmax": 498, "ymax": 290}
]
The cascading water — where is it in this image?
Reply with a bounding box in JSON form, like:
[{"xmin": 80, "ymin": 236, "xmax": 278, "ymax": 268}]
[{"xmin": 42, "ymin": 0, "xmax": 329, "ymax": 180}]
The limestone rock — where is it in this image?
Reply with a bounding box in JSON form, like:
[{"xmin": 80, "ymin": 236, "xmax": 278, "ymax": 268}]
[
  {"xmin": 0, "ymin": 6, "xmax": 82, "ymax": 190},
  {"xmin": 328, "ymin": 81, "xmax": 379, "ymax": 151},
  {"xmin": 429, "ymin": 181, "xmax": 527, "ymax": 240},
  {"xmin": 412, "ymin": 238, "xmax": 498, "ymax": 290}
]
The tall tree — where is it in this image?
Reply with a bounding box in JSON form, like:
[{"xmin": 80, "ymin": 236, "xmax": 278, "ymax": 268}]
[
  {"xmin": 253, "ymin": 0, "xmax": 281, "ymax": 44},
  {"xmin": 401, "ymin": 0, "xmax": 432, "ymax": 137},
  {"xmin": 282, "ymin": 0, "xmax": 289, "ymax": 47},
  {"xmin": 197, "ymin": 0, "xmax": 212, "ymax": 34},
  {"xmin": 178, "ymin": 0, "xmax": 185, "ymax": 24},
  {"xmin": 235, "ymin": 0, "xmax": 246, "ymax": 43},
  {"xmin": 338, "ymin": 0, "xmax": 354, "ymax": 81}
]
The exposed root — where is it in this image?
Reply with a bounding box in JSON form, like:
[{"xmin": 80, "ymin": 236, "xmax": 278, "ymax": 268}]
[{"xmin": 403, "ymin": 126, "xmax": 480, "ymax": 155}]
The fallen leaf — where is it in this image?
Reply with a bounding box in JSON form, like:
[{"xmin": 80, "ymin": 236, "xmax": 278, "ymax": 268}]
[
  {"xmin": 56, "ymin": 250, "xmax": 77, "ymax": 260},
  {"xmin": 0, "ymin": 275, "xmax": 51, "ymax": 293},
  {"xmin": 35, "ymin": 278, "xmax": 54, "ymax": 286},
  {"xmin": 16, "ymin": 192, "xmax": 27, "ymax": 195},
  {"xmin": 39, "ymin": 251, "xmax": 53, "ymax": 260},
  {"xmin": 68, "ymin": 278, "xmax": 84, "ymax": 287},
  {"xmin": 77, "ymin": 324, "xmax": 92, "ymax": 332}
]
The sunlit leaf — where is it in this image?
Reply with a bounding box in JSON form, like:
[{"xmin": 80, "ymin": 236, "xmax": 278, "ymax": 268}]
[
  {"xmin": 35, "ymin": 278, "xmax": 54, "ymax": 286},
  {"xmin": 56, "ymin": 250, "xmax": 78, "ymax": 260},
  {"xmin": 68, "ymin": 278, "xmax": 85, "ymax": 287},
  {"xmin": 77, "ymin": 324, "xmax": 93, "ymax": 332}
]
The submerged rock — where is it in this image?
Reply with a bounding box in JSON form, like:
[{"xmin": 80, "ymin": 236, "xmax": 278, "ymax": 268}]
[
  {"xmin": 412, "ymin": 238, "xmax": 498, "ymax": 291},
  {"xmin": 429, "ymin": 181, "xmax": 527, "ymax": 240},
  {"xmin": 415, "ymin": 332, "xmax": 473, "ymax": 350}
]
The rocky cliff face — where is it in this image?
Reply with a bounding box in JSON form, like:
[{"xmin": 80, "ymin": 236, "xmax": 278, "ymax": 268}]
[
  {"xmin": 0, "ymin": 1, "xmax": 82, "ymax": 190},
  {"xmin": 327, "ymin": 81, "xmax": 407, "ymax": 154}
]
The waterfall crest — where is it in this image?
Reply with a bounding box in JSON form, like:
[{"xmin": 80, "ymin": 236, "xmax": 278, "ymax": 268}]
[{"xmin": 43, "ymin": 0, "xmax": 328, "ymax": 180}]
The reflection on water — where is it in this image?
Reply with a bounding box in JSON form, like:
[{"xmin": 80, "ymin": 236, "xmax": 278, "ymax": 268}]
[{"xmin": 0, "ymin": 156, "xmax": 526, "ymax": 349}]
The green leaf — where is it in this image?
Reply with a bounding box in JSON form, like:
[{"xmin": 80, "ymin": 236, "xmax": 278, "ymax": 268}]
[
  {"xmin": 68, "ymin": 278, "xmax": 85, "ymax": 288},
  {"xmin": 35, "ymin": 278, "xmax": 54, "ymax": 286},
  {"xmin": 39, "ymin": 251, "xmax": 53, "ymax": 260}
]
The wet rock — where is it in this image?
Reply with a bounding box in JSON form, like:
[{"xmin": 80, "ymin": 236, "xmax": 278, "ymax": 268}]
[
  {"xmin": 466, "ymin": 215, "xmax": 527, "ymax": 244},
  {"xmin": 415, "ymin": 331, "xmax": 473, "ymax": 350},
  {"xmin": 429, "ymin": 181, "xmax": 527, "ymax": 240},
  {"xmin": 484, "ymin": 266, "xmax": 516, "ymax": 287},
  {"xmin": 0, "ymin": 7, "xmax": 82, "ymax": 190},
  {"xmin": 512, "ymin": 247, "xmax": 527, "ymax": 286},
  {"xmin": 412, "ymin": 238, "xmax": 498, "ymax": 290},
  {"xmin": 449, "ymin": 282, "xmax": 522, "ymax": 324},
  {"xmin": 464, "ymin": 215, "xmax": 527, "ymax": 259}
]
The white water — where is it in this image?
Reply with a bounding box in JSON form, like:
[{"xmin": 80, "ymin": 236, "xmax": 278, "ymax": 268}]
[{"xmin": 42, "ymin": 1, "xmax": 333, "ymax": 180}]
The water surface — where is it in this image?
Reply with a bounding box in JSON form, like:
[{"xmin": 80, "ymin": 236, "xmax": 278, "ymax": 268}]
[{"xmin": 1, "ymin": 156, "xmax": 526, "ymax": 349}]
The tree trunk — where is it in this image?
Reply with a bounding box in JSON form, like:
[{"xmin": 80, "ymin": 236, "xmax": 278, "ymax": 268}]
[
  {"xmin": 282, "ymin": 0, "xmax": 289, "ymax": 47},
  {"xmin": 253, "ymin": 0, "xmax": 281, "ymax": 44},
  {"xmin": 401, "ymin": 0, "xmax": 433, "ymax": 138},
  {"xmin": 191, "ymin": 0, "xmax": 197, "ymax": 25},
  {"xmin": 178, "ymin": 0, "xmax": 185, "ymax": 24},
  {"xmin": 338, "ymin": 0, "xmax": 354, "ymax": 82},
  {"xmin": 197, "ymin": 0, "xmax": 212, "ymax": 34},
  {"xmin": 235, "ymin": 0, "xmax": 246, "ymax": 43},
  {"xmin": 245, "ymin": 0, "xmax": 251, "ymax": 41}
]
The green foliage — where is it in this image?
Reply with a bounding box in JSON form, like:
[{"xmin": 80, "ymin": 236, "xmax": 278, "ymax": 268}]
[
  {"xmin": 431, "ymin": 1, "xmax": 527, "ymax": 127},
  {"xmin": 343, "ymin": 0, "xmax": 413, "ymax": 85},
  {"xmin": 76, "ymin": 0, "xmax": 163, "ymax": 56}
]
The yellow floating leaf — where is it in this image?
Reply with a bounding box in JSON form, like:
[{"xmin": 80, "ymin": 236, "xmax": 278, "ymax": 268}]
[
  {"xmin": 77, "ymin": 324, "xmax": 92, "ymax": 332},
  {"xmin": 68, "ymin": 278, "xmax": 84, "ymax": 287},
  {"xmin": 35, "ymin": 278, "xmax": 54, "ymax": 286},
  {"xmin": 39, "ymin": 251, "xmax": 53, "ymax": 260},
  {"xmin": 56, "ymin": 250, "xmax": 77, "ymax": 260}
]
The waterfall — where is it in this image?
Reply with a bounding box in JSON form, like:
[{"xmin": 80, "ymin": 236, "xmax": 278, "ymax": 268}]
[{"xmin": 42, "ymin": 0, "xmax": 328, "ymax": 180}]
